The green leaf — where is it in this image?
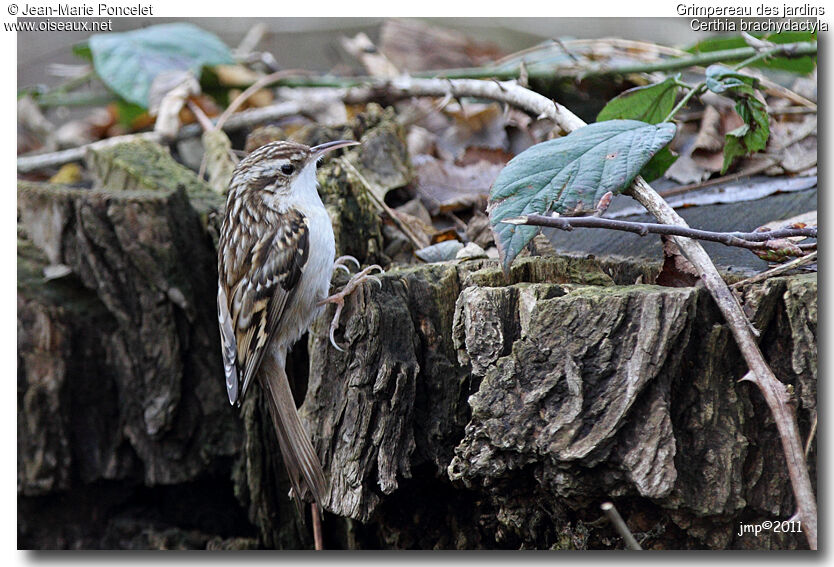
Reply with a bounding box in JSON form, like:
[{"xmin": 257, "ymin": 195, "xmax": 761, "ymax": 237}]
[
  {"xmin": 705, "ymin": 65, "xmax": 759, "ymax": 95},
  {"xmin": 72, "ymin": 41, "xmax": 92, "ymax": 61},
  {"xmin": 488, "ymin": 120, "xmax": 677, "ymax": 271},
  {"xmin": 687, "ymin": 32, "xmax": 817, "ymax": 74},
  {"xmin": 87, "ymin": 23, "xmax": 234, "ymax": 108},
  {"xmin": 596, "ymin": 75, "xmax": 680, "ymax": 124},
  {"xmin": 706, "ymin": 66, "xmax": 771, "ymax": 173},
  {"xmin": 639, "ymin": 147, "xmax": 678, "ymax": 182},
  {"xmin": 114, "ymin": 99, "xmax": 148, "ymax": 128},
  {"xmin": 721, "ymin": 97, "xmax": 770, "ymax": 173}
]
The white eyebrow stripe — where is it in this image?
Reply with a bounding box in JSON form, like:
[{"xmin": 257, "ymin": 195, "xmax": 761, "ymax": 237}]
[{"xmin": 251, "ymin": 159, "xmax": 292, "ymax": 178}]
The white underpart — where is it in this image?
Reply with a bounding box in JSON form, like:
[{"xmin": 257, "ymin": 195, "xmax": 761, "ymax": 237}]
[{"xmin": 270, "ymin": 159, "xmax": 335, "ymax": 356}]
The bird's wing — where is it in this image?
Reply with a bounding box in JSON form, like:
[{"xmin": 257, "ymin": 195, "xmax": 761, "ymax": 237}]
[{"xmin": 218, "ymin": 207, "xmax": 309, "ymax": 405}]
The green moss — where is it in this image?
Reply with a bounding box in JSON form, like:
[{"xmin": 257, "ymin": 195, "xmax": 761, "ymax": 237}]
[{"xmin": 85, "ymin": 137, "xmax": 224, "ymax": 216}]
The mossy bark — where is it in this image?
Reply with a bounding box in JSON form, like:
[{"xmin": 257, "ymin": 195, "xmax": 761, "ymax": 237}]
[{"xmin": 17, "ymin": 137, "xmax": 816, "ymax": 550}]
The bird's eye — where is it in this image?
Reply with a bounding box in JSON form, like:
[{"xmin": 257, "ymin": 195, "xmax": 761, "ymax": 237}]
[{"xmin": 280, "ymin": 164, "xmax": 295, "ymax": 175}]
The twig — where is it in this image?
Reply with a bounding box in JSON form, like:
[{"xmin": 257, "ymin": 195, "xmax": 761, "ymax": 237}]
[
  {"xmin": 633, "ymin": 178, "xmax": 817, "ymax": 549},
  {"xmin": 659, "ymin": 115, "xmax": 817, "ymax": 199},
  {"xmin": 601, "ymin": 502, "xmax": 642, "ymax": 550},
  {"xmin": 580, "ymin": 41, "xmax": 816, "ymax": 79},
  {"xmin": 215, "ymin": 69, "xmax": 315, "ymax": 131},
  {"xmin": 17, "ymin": 100, "xmax": 319, "ymax": 172},
  {"xmin": 730, "ymin": 251, "xmax": 817, "ymax": 289},
  {"xmin": 17, "ymin": 131, "xmax": 164, "ymax": 172},
  {"xmin": 504, "ymin": 214, "xmax": 816, "ymax": 252},
  {"xmin": 657, "ymin": 159, "xmax": 776, "ymax": 199},
  {"xmin": 804, "ymin": 412, "xmax": 817, "ymax": 459},
  {"xmin": 186, "ymin": 100, "xmax": 214, "ymax": 133},
  {"xmin": 338, "ymin": 158, "xmax": 427, "ymax": 252},
  {"xmin": 34, "ymin": 90, "xmax": 117, "ymax": 108},
  {"xmin": 769, "ymin": 106, "xmax": 818, "ymax": 116},
  {"xmin": 311, "ymin": 502, "xmax": 324, "ymax": 551},
  {"xmin": 234, "ymin": 22, "xmax": 268, "ymax": 58}
]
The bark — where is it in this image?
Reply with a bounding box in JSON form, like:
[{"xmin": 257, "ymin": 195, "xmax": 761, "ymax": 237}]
[{"xmin": 17, "ymin": 135, "xmax": 816, "ymax": 550}]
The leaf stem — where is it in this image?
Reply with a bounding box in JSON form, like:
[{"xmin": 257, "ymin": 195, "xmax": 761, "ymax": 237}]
[
  {"xmin": 663, "ymin": 42, "xmax": 810, "ymax": 123},
  {"xmin": 663, "ymin": 84, "xmax": 704, "ymax": 123}
]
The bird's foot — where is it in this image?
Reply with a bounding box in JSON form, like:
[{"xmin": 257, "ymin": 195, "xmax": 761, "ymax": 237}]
[
  {"xmin": 319, "ymin": 262, "xmax": 384, "ymax": 351},
  {"xmin": 333, "ymin": 255, "xmax": 361, "ymax": 275}
]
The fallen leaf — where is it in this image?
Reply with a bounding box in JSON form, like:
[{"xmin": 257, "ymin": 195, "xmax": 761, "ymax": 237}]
[
  {"xmin": 655, "ymin": 236, "xmax": 700, "ymax": 287},
  {"xmin": 437, "ymin": 102, "xmax": 508, "ymax": 161},
  {"xmin": 430, "ymin": 227, "xmax": 461, "ymax": 245},
  {"xmin": 413, "ymin": 154, "xmax": 500, "ymax": 214},
  {"xmin": 757, "ymin": 210, "xmax": 816, "ymax": 244},
  {"xmin": 390, "ymin": 208, "xmax": 433, "ymax": 249},
  {"xmin": 49, "ymin": 163, "xmax": 83, "ymax": 185},
  {"xmin": 379, "ymin": 18, "xmax": 504, "ymax": 72},
  {"xmin": 457, "ymin": 146, "xmax": 514, "ymax": 166},
  {"xmin": 213, "ymin": 63, "xmax": 261, "ymax": 86},
  {"xmin": 395, "ymin": 198, "xmax": 433, "ymax": 226},
  {"xmin": 464, "ymin": 211, "xmax": 495, "ymax": 249},
  {"xmin": 456, "ymin": 242, "xmax": 487, "ymax": 260},
  {"xmin": 415, "ymin": 240, "xmax": 463, "ymax": 263}
]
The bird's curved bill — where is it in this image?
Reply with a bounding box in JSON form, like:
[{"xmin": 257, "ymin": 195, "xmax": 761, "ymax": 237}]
[{"xmin": 311, "ymin": 139, "xmax": 360, "ymax": 157}]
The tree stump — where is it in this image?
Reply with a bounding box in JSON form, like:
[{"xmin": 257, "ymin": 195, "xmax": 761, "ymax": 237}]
[{"xmin": 17, "ymin": 137, "xmax": 816, "ymax": 550}]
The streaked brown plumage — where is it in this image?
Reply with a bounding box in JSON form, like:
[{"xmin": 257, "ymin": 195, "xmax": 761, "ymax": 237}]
[{"xmin": 217, "ymin": 139, "xmax": 358, "ymax": 509}]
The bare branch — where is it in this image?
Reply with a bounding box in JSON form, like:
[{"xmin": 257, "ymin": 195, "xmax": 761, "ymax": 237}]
[
  {"xmin": 504, "ymin": 214, "xmax": 816, "ymax": 252},
  {"xmin": 731, "ymin": 251, "xmax": 817, "ymax": 289},
  {"xmin": 601, "ymin": 502, "xmax": 642, "ymax": 550}
]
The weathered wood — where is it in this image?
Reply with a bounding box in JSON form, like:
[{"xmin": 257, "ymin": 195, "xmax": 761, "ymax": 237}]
[
  {"xmin": 18, "ymin": 173, "xmax": 236, "ymax": 488},
  {"xmin": 17, "ymin": 136, "xmax": 816, "ymax": 549}
]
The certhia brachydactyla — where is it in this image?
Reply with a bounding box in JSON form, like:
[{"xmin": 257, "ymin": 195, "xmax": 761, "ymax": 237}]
[{"xmin": 217, "ymin": 139, "xmax": 380, "ymax": 510}]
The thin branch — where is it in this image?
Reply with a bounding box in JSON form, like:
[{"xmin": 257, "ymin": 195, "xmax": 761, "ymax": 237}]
[
  {"xmin": 601, "ymin": 502, "xmax": 642, "ymax": 550},
  {"xmin": 804, "ymin": 413, "xmax": 817, "ymax": 459},
  {"xmin": 311, "ymin": 503, "xmax": 324, "ymax": 551},
  {"xmin": 503, "ymin": 214, "xmax": 816, "ymax": 252},
  {"xmin": 218, "ymin": 41, "xmax": 817, "ymax": 90},
  {"xmin": 731, "ymin": 251, "xmax": 817, "ymax": 289},
  {"xmin": 632, "ymin": 176, "xmax": 817, "ymax": 550},
  {"xmin": 338, "ymin": 157, "xmax": 428, "ymax": 252},
  {"xmin": 214, "ymin": 69, "xmax": 315, "ymax": 131},
  {"xmin": 17, "ymin": 100, "xmax": 318, "ymax": 172}
]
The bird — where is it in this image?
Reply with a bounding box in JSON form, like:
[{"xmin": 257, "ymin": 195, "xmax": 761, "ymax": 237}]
[{"xmin": 216, "ymin": 139, "xmax": 379, "ymax": 514}]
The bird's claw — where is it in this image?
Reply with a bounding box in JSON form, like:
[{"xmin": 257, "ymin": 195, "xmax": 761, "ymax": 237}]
[
  {"xmin": 320, "ymin": 263, "xmax": 385, "ymax": 351},
  {"xmin": 333, "ymin": 255, "xmax": 362, "ymax": 276},
  {"xmin": 334, "ymin": 255, "xmax": 361, "ymax": 271}
]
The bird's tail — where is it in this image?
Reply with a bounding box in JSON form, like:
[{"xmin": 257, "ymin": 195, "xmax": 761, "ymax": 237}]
[{"xmin": 259, "ymin": 349, "xmax": 327, "ymax": 513}]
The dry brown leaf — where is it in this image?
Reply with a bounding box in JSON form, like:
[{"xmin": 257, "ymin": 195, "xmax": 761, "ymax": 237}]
[
  {"xmin": 213, "ymin": 64, "xmax": 261, "ymax": 87},
  {"xmin": 437, "ymin": 102, "xmax": 508, "ymax": 160},
  {"xmin": 341, "ymin": 32, "xmax": 400, "ymax": 77},
  {"xmin": 655, "ymin": 236, "xmax": 700, "ymax": 287},
  {"xmin": 464, "ymin": 211, "xmax": 495, "ymax": 249},
  {"xmin": 757, "ymin": 211, "xmax": 816, "ymax": 242},
  {"xmin": 379, "ymin": 18, "xmax": 504, "ymax": 72},
  {"xmin": 431, "ymin": 227, "xmax": 461, "ymax": 245},
  {"xmin": 406, "ymin": 126, "xmax": 437, "ymax": 157},
  {"xmin": 413, "ymin": 155, "xmax": 501, "ymax": 214},
  {"xmin": 395, "ymin": 198, "xmax": 433, "ymax": 226},
  {"xmin": 691, "ymin": 105, "xmax": 723, "ymax": 153},
  {"xmin": 457, "ymin": 146, "xmax": 513, "ymax": 166}
]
